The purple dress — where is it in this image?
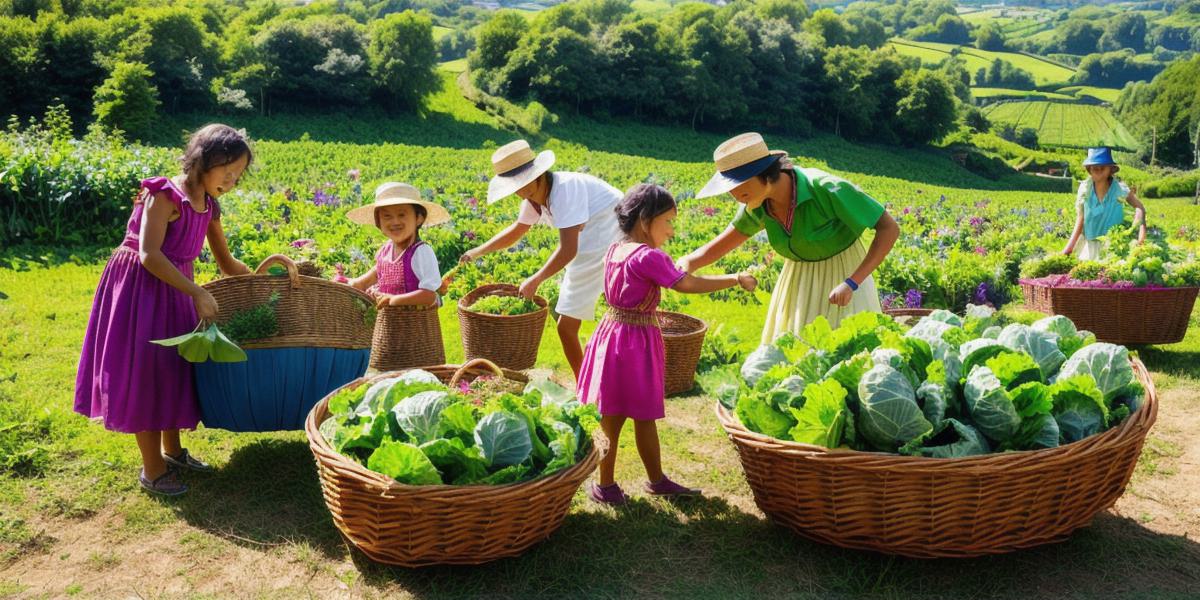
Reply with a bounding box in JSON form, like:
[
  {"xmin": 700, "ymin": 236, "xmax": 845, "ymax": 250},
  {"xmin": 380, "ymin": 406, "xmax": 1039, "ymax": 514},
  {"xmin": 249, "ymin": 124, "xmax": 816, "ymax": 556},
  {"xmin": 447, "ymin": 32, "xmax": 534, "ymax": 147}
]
[
  {"xmin": 74, "ymin": 177, "xmax": 217, "ymax": 433},
  {"xmin": 577, "ymin": 243, "xmax": 687, "ymax": 420},
  {"xmin": 372, "ymin": 240, "xmax": 425, "ymax": 295}
]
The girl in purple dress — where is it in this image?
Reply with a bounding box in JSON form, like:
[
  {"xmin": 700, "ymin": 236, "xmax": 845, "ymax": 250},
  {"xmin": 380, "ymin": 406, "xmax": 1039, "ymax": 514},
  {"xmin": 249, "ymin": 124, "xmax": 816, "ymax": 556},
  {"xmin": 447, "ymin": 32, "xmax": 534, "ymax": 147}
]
[
  {"xmin": 577, "ymin": 184, "xmax": 758, "ymax": 505},
  {"xmin": 346, "ymin": 182, "xmax": 451, "ymax": 307},
  {"xmin": 75, "ymin": 124, "xmax": 253, "ymax": 496}
]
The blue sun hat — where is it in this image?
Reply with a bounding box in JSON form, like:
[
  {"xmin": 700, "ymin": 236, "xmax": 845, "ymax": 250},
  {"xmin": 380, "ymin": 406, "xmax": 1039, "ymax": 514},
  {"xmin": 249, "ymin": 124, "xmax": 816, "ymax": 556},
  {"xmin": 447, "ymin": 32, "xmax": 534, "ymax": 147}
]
[
  {"xmin": 696, "ymin": 132, "xmax": 788, "ymax": 199},
  {"xmin": 1083, "ymin": 147, "xmax": 1119, "ymax": 172}
]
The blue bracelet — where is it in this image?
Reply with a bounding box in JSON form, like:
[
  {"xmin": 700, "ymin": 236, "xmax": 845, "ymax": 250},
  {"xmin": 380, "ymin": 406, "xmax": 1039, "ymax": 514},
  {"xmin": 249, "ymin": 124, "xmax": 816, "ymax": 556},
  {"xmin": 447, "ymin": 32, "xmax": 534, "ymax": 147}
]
[{"xmin": 844, "ymin": 278, "xmax": 859, "ymax": 292}]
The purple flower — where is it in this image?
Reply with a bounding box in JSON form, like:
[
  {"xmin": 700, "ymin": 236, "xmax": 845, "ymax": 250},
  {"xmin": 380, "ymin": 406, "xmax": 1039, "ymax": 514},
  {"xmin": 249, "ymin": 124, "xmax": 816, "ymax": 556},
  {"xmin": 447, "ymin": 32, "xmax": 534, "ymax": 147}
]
[
  {"xmin": 703, "ymin": 206, "xmax": 717, "ymax": 217},
  {"xmin": 348, "ymin": 169, "xmax": 361, "ymax": 181},
  {"xmin": 974, "ymin": 246, "xmax": 987, "ymax": 256},
  {"xmin": 466, "ymin": 197, "xmax": 479, "ymax": 210},
  {"xmin": 881, "ymin": 293, "xmax": 898, "ymax": 310},
  {"xmin": 973, "ymin": 282, "xmax": 991, "ymax": 305},
  {"xmin": 902, "ymin": 206, "xmax": 912, "ymax": 215},
  {"xmin": 969, "ymin": 216, "xmax": 984, "ymax": 231},
  {"xmin": 291, "ymin": 238, "xmax": 314, "ymax": 249},
  {"xmin": 464, "ymin": 230, "xmax": 477, "ymax": 241},
  {"xmin": 904, "ymin": 288, "xmax": 923, "ymax": 309},
  {"xmin": 1043, "ymin": 223, "xmax": 1054, "ymax": 233}
]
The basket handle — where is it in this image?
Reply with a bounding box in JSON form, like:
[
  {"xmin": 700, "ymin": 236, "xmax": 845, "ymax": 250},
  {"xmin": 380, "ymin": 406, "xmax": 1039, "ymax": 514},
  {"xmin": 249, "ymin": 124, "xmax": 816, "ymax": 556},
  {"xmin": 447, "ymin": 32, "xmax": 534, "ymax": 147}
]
[
  {"xmin": 449, "ymin": 358, "xmax": 505, "ymax": 389},
  {"xmin": 255, "ymin": 254, "xmax": 301, "ymax": 289}
]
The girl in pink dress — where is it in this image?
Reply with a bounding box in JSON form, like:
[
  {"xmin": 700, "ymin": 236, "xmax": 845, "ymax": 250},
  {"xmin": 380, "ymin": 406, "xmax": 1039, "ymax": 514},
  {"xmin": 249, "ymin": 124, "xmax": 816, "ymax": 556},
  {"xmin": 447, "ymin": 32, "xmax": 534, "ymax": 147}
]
[
  {"xmin": 577, "ymin": 184, "xmax": 757, "ymax": 505},
  {"xmin": 75, "ymin": 124, "xmax": 253, "ymax": 497}
]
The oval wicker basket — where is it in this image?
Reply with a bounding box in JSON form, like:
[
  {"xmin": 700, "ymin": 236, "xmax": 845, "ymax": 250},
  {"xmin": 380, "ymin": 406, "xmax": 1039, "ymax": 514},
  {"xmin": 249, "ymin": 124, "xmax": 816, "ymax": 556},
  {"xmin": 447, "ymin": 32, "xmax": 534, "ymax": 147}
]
[
  {"xmin": 305, "ymin": 358, "xmax": 605, "ymax": 567},
  {"xmin": 659, "ymin": 311, "xmax": 708, "ymax": 396},
  {"xmin": 715, "ymin": 358, "xmax": 1158, "ymax": 558},
  {"xmin": 369, "ymin": 303, "xmax": 445, "ymax": 372},
  {"xmin": 195, "ymin": 255, "xmax": 374, "ymax": 431},
  {"xmin": 883, "ymin": 307, "xmax": 934, "ymax": 320},
  {"xmin": 1020, "ymin": 281, "xmax": 1198, "ymax": 345},
  {"xmin": 458, "ymin": 284, "xmax": 549, "ymax": 371}
]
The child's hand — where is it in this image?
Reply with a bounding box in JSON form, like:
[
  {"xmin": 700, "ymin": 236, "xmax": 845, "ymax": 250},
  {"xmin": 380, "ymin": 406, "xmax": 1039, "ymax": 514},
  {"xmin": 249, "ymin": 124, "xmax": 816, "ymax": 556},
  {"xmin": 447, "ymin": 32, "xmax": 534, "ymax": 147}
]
[
  {"xmin": 227, "ymin": 260, "xmax": 252, "ymax": 276},
  {"xmin": 676, "ymin": 256, "xmax": 694, "ymax": 273},
  {"xmin": 375, "ymin": 294, "xmax": 394, "ymax": 309},
  {"xmin": 193, "ymin": 289, "xmax": 219, "ymax": 322},
  {"xmin": 737, "ymin": 272, "xmax": 757, "ymax": 292}
]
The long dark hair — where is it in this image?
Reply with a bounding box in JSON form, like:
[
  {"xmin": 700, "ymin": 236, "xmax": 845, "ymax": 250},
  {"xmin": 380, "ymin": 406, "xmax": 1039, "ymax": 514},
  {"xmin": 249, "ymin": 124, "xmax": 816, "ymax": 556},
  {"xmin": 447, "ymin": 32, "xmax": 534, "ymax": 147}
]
[
  {"xmin": 182, "ymin": 124, "xmax": 253, "ymax": 186},
  {"xmin": 616, "ymin": 183, "xmax": 676, "ymax": 235}
]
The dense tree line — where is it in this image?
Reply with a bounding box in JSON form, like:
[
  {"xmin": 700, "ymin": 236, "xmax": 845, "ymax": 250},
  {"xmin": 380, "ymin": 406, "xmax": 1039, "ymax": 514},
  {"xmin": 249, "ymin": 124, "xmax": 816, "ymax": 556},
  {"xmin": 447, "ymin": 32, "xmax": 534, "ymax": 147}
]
[
  {"xmin": 0, "ymin": 0, "xmax": 454, "ymax": 138},
  {"xmin": 469, "ymin": 0, "xmax": 961, "ymax": 145},
  {"xmin": 1115, "ymin": 54, "xmax": 1200, "ymax": 169}
]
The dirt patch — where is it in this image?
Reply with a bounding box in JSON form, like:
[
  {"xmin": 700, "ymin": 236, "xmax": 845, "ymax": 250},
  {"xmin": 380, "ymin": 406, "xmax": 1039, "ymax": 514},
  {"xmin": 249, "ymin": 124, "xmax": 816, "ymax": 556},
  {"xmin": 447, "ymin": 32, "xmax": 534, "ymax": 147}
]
[{"xmin": 1111, "ymin": 386, "xmax": 1200, "ymax": 535}]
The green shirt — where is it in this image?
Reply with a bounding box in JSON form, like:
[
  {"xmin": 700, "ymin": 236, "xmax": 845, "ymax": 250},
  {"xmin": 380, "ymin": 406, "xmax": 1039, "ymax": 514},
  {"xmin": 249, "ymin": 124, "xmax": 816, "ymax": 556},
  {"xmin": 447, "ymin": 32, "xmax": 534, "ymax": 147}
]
[{"xmin": 730, "ymin": 167, "xmax": 885, "ymax": 262}]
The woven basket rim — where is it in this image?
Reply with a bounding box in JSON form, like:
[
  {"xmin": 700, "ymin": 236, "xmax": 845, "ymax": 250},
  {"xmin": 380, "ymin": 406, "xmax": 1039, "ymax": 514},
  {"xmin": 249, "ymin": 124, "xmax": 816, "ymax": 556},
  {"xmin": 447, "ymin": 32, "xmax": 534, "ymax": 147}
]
[
  {"xmin": 882, "ymin": 308, "xmax": 935, "ymax": 316},
  {"xmin": 203, "ymin": 271, "xmax": 375, "ymax": 348},
  {"xmin": 305, "ymin": 364, "xmax": 604, "ymax": 493},
  {"xmin": 458, "ymin": 283, "xmax": 549, "ymax": 320},
  {"xmin": 1019, "ymin": 280, "xmax": 1200, "ymax": 293},
  {"xmin": 716, "ymin": 358, "xmax": 1157, "ymax": 472},
  {"xmin": 658, "ymin": 310, "xmax": 708, "ymax": 338}
]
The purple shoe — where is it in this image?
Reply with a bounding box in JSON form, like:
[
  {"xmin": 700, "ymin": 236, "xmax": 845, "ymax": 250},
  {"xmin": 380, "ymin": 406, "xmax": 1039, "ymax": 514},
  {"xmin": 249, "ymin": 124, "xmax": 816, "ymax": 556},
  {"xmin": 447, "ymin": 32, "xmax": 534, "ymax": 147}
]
[
  {"xmin": 645, "ymin": 475, "xmax": 701, "ymax": 497},
  {"xmin": 163, "ymin": 448, "xmax": 212, "ymax": 473},
  {"xmin": 588, "ymin": 482, "xmax": 629, "ymax": 506},
  {"xmin": 139, "ymin": 469, "xmax": 188, "ymax": 497}
]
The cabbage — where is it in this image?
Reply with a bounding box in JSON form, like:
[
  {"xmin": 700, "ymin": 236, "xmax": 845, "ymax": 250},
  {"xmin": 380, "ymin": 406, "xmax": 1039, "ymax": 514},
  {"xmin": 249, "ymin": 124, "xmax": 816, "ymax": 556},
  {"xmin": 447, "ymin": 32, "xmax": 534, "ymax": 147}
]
[{"xmin": 857, "ymin": 364, "xmax": 932, "ymax": 451}]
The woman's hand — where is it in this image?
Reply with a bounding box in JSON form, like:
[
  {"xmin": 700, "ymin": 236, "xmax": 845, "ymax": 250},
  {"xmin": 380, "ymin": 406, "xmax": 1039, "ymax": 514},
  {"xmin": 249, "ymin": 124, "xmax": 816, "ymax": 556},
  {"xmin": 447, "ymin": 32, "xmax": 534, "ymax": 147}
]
[
  {"xmin": 518, "ymin": 275, "xmax": 541, "ymax": 300},
  {"xmin": 1061, "ymin": 246, "xmax": 1074, "ymax": 256},
  {"xmin": 193, "ymin": 289, "xmax": 219, "ymax": 322},
  {"xmin": 737, "ymin": 272, "xmax": 757, "ymax": 292},
  {"xmin": 676, "ymin": 256, "xmax": 695, "ymax": 274},
  {"xmin": 459, "ymin": 248, "xmax": 479, "ymax": 265},
  {"xmin": 828, "ymin": 282, "xmax": 854, "ymax": 307}
]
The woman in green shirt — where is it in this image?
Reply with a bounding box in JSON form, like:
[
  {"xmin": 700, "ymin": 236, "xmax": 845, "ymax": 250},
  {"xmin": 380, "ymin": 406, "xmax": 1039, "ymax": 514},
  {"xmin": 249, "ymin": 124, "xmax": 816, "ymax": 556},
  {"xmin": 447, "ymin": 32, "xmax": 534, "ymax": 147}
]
[{"xmin": 677, "ymin": 133, "xmax": 900, "ymax": 345}]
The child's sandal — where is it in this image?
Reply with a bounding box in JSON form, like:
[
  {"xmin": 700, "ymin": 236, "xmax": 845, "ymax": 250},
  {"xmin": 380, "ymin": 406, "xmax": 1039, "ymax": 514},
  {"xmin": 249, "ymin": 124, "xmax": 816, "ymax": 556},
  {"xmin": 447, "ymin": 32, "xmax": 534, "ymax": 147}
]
[
  {"xmin": 587, "ymin": 482, "xmax": 629, "ymax": 506},
  {"xmin": 139, "ymin": 469, "xmax": 188, "ymax": 497},
  {"xmin": 163, "ymin": 448, "xmax": 212, "ymax": 473}
]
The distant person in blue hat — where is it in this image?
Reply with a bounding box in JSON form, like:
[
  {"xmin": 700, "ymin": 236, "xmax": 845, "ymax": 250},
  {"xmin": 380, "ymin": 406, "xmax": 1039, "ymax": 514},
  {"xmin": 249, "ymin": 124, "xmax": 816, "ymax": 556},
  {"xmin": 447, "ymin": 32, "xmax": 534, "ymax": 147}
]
[{"xmin": 1062, "ymin": 147, "xmax": 1146, "ymax": 260}]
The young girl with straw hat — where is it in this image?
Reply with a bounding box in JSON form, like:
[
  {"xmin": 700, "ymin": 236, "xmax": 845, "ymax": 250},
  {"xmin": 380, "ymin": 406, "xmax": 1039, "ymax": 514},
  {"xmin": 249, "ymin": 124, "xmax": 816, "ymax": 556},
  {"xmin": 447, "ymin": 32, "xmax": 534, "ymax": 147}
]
[
  {"xmin": 676, "ymin": 133, "xmax": 899, "ymax": 344},
  {"xmin": 1062, "ymin": 147, "xmax": 1146, "ymax": 260},
  {"xmin": 346, "ymin": 182, "xmax": 451, "ymax": 308},
  {"xmin": 459, "ymin": 139, "xmax": 622, "ymax": 378}
]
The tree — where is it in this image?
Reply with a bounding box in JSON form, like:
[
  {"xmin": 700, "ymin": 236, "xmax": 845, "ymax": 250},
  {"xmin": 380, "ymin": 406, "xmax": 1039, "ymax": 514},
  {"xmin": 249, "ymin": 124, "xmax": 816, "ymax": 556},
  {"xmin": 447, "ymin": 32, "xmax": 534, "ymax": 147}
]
[
  {"xmin": 256, "ymin": 15, "xmax": 371, "ymax": 109},
  {"xmin": 469, "ymin": 9, "xmax": 524, "ymax": 71},
  {"xmin": 107, "ymin": 7, "xmax": 219, "ymax": 112},
  {"xmin": 93, "ymin": 61, "xmax": 159, "ymax": 140},
  {"xmin": 756, "ymin": 0, "xmax": 809, "ymax": 30},
  {"xmin": 0, "ymin": 15, "xmax": 42, "ymax": 118},
  {"xmin": 804, "ymin": 8, "xmax": 853, "ymax": 47},
  {"xmin": 912, "ymin": 14, "xmax": 971, "ymax": 45},
  {"xmin": 894, "ymin": 69, "xmax": 958, "ymax": 145},
  {"xmin": 974, "ymin": 21, "xmax": 1006, "ymax": 51},
  {"xmin": 368, "ymin": 10, "xmax": 439, "ymax": 110},
  {"xmin": 504, "ymin": 27, "xmax": 603, "ymax": 114},
  {"xmin": 1114, "ymin": 55, "xmax": 1200, "ymax": 168},
  {"xmin": 600, "ymin": 18, "xmax": 676, "ymax": 118},
  {"xmin": 844, "ymin": 12, "xmax": 888, "ymax": 49},
  {"xmin": 1098, "ymin": 13, "xmax": 1147, "ymax": 53},
  {"xmin": 1073, "ymin": 49, "xmax": 1163, "ymax": 87},
  {"xmin": 39, "ymin": 15, "xmax": 107, "ymax": 125},
  {"xmin": 1054, "ymin": 19, "xmax": 1102, "ymax": 55}
]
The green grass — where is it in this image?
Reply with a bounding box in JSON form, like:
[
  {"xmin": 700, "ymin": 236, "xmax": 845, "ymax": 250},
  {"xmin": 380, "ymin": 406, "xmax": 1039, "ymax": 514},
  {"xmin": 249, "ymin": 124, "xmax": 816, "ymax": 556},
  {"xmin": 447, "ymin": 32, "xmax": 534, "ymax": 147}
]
[
  {"xmin": 973, "ymin": 87, "xmax": 1075, "ymax": 101},
  {"xmin": 437, "ymin": 58, "xmax": 468, "ymax": 73},
  {"xmin": 982, "ymin": 101, "xmax": 1139, "ymax": 151},
  {"xmin": 431, "ymin": 25, "xmax": 453, "ymax": 41},
  {"xmin": 1056, "ymin": 85, "xmax": 1123, "ymax": 104},
  {"xmin": 890, "ymin": 39, "xmax": 1077, "ymax": 86}
]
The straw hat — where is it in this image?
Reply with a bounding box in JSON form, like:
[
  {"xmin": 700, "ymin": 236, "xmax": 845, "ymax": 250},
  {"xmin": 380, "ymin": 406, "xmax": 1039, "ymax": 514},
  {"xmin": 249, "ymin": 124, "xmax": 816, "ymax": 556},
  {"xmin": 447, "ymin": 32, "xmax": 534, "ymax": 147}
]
[
  {"xmin": 486, "ymin": 139, "xmax": 556, "ymax": 204},
  {"xmin": 347, "ymin": 182, "xmax": 451, "ymax": 227},
  {"xmin": 696, "ymin": 132, "xmax": 788, "ymax": 199}
]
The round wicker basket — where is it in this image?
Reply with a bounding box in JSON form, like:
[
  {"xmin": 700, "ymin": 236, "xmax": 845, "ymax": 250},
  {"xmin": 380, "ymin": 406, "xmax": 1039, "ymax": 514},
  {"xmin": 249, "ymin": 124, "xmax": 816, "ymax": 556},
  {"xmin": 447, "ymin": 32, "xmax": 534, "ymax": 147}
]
[{"xmin": 458, "ymin": 284, "xmax": 549, "ymax": 370}]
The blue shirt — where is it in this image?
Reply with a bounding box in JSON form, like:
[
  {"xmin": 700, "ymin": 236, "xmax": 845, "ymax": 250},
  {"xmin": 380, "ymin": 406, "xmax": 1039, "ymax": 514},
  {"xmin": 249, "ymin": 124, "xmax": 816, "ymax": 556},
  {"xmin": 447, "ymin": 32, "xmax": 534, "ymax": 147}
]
[{"xmin": 1076, "ymin": 178, "xmax": 1130, "ymax": 240}]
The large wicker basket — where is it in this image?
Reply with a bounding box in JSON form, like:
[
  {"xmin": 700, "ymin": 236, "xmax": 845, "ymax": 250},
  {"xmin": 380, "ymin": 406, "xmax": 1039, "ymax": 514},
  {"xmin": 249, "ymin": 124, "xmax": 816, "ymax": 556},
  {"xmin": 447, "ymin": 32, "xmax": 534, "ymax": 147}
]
[
  {"xmin": 659, "ymin": 311, "xmax": 707, "ymax": 396},
  {"xmin": 1020, "ymin": 280, "xmax": 1198, "ymax": 345},
  {"xmin": 305, "ymin": 358, "xmax": 604, "ymax": 567},
  {"xmin": 369, "ymin": 303, "xmax": 445, "ymax": 371},
  {"xmin": 715, "ymin": 359, "xmax": 1158, "ymax": 558},
  {"xmin": 458, "ymin": 284, "xmax": 549, "ymax": 370},
  {"xmin": 883, "ymin": 307, "xmax": 934, "ymax": 319},
  {"xmin": 195, "ymin": 255, "xmax": 373, "ymax": 431}
]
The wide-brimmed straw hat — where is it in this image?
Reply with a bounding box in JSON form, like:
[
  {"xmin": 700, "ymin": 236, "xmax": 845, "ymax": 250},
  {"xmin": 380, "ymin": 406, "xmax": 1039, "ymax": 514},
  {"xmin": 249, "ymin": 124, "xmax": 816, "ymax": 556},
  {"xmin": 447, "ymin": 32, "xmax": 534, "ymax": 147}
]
[
  {"xmin": 1082, "ymin": 147, "xmax": 1119, "ymax": 172},
  {"xmin": 486, "ymin": 139, "xmax": 556, "ymax": 204},
  {"xmin": 347, "ymin": 182, "xmax": 451, "ymax": 226},
  {"xmin": 696, "ymin": 132, "xmax": 788, "ymax": 199}
]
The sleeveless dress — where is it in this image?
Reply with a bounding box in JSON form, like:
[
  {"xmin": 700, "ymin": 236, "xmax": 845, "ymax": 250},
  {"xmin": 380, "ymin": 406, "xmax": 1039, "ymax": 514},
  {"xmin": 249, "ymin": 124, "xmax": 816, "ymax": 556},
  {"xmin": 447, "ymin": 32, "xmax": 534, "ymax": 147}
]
[
  {"xmin": 372, "ymin": 240, "xmax": 426, "ymax": 295},
  {"xmin": 576, "ymin": 243, "xmax": 687, "ymax": 420},
  {"xmin": 75, "ymin": 177, "xmax": 216, "ymax": 433}
]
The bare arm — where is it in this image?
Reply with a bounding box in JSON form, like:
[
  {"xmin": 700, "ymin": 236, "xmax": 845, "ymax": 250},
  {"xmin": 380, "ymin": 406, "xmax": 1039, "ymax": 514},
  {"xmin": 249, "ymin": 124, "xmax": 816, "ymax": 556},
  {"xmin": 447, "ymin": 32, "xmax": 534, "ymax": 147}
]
[
  {"xmin": 672, "ymin": 272, "xmax": 756, "ymax": 294},
  {"xmin": 518, "ymin": 225, "xmax": 581, "ymax": 299},
  {"xmin": 677, "ymin": 225, "xmax": 751, "ymax": 273},
  {"xmin": 1062, "ymin": 206, "xmax": 1085, "ymax": 255},
  {"xmin": 461, "ymin": 220, "xmax": 532, "ymax": 263},
  {"xmin": 349, "ymin": 265, "xmax": 378, "ymax": 291},
  {"xmin": 382, "ymin": 289, "xmax": 438, "ymax": 307},
  {"xmin": 139, "ymin": 192, "xmax": 216, "ymax": 320},
  {"xmin": 848, "ymin": 210, "xmax": 899, "ymax": 286},
  {"xmin": 205, "ymin": 218, "xmax": 251, "ymax": 276},
  {"xmin": 1127, "ymin": 188, "xmax": 1147, "ymax": 243}
]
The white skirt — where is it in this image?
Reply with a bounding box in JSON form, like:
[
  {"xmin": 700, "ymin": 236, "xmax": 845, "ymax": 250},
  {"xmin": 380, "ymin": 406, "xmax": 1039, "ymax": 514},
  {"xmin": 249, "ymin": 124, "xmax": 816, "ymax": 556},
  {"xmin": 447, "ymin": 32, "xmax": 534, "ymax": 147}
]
[
  {"xmin": 760, "ymin": 241, "xmax": 881, "ymax": 345},
  {"xmin": 1074, "ymin": 240, "xmax": 1103, "ymax": 262},
  {"xmin": 555, "ymin": 247, "xmax": 607, "ymax": 321}
]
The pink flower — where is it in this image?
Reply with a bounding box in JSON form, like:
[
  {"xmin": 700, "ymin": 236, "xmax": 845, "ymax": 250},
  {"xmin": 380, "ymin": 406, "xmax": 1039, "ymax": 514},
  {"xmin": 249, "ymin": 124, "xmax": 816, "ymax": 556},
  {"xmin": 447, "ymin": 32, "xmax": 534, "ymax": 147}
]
[
  {"xmin": 291, "ymin": 238, "xmax": 314, "ymax": 249},
  {"xmin": 332, "ymin": 263, "xmax": 349, "ymax": 284},
  {"xmin": 347, "ymin": 169, "xmax": 361, "ymax": 181},
  {"xmin": 702, "ymin": 206, "xmax": 717, "ymax": 217},
  {"xmin": 974, "ymin": 246, "xmax": 987, "ymax": 256}
]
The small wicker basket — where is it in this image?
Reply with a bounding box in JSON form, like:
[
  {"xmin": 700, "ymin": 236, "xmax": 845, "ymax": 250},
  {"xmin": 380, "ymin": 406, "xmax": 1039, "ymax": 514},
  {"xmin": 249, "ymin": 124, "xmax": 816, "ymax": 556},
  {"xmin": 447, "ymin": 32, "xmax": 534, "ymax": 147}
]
[
  {"xmin": 458, "ymin": 283, "xmax": 549, "ymax": 370},
  {"xmin": 659, "ymin": 311, "xmax": 707, "ymax": 396},
  {"xmin": 369, "ymin": 303, "xmax": 445, "ymax": 371}
]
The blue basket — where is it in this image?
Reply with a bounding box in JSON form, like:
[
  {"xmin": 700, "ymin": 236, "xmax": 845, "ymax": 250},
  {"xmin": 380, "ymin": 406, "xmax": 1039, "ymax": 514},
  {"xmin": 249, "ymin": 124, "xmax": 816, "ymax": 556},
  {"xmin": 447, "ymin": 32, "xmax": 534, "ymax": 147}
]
[{"xmin": 195, "ymin": 347, "xmax": 370, "ymax": 432}]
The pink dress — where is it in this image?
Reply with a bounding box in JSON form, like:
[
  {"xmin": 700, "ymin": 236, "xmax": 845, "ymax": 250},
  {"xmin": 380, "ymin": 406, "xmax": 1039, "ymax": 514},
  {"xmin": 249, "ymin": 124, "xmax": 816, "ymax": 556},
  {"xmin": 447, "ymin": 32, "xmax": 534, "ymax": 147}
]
[
  {"xmin": 75, "ymin": 177, "xmax": 216, "ymax": 433},
  {"xmin": 373, "ymin": 240, "xmax": 425, "ymax": 295},
  {"xmin": 577, "ymin": 243, "xmax": 687, "ymax": 420}
]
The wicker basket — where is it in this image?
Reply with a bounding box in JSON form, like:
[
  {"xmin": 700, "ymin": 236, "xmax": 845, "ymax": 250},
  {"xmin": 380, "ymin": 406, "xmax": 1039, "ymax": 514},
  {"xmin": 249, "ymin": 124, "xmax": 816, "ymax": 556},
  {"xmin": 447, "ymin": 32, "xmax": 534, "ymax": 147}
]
[
  {"xmin": 1020, "ymin": 281, "xmax": 1198, "ymax": 345},
  {"xmin": 458, "ymin": 284, "xmax": 549, "ymax": 371},
  {"xmin": 715, "ymin": 359, "xmax": 1158, "ymax": 558},
  {"xmin": 883, "ymin": 308, "xmax": 934, "ymax": 320},
  {"xmin": 305, "ymin": 358, "xmax": 604, "ymax": 567},
  {"xmin": 659, "ymin": 311, "xmax": 708, "ymax": 396},
  {"xmin": 195, "ymin": 255, "xmax": 374, "ymax": 431},
  {"xmin": 369, "ymin": 303, "xmax": 445, "ymax": 372}
]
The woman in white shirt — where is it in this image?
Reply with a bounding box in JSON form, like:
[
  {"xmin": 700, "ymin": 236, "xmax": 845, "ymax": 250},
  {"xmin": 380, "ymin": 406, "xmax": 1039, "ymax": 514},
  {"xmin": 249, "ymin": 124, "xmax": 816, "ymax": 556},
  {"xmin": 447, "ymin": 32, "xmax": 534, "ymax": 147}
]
[{"xmin": 460, "ymin": 140, "xmax": 622, "ymax": 378}]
